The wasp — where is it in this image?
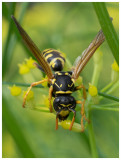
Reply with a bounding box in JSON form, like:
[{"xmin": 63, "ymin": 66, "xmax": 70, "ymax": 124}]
[{"xmin": 11, "ymin": 15, "xmax": 105, "ymax": 131}]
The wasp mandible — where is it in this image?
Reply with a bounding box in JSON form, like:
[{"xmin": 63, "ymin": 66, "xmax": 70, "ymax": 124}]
[{"xmin": 11, "ymin": 15, "xmax": 105, "ymax": 131}]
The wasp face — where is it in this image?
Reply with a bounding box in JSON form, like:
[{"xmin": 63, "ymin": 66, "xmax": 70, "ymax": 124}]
[{"xmin": 53, "ymin": 95, "xmax": 76, "ymax": 120}]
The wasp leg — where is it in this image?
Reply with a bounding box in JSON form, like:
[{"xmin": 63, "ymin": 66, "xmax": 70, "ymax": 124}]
[
  {"xmin": 49, "ymin": 86, "xmax": 53, "ymax": 112},
  {"xmin": 74, "ymin": 84, "xmax": 87, "ymax": 99},
  {"xmin": 56, "ymin": 115, "xmax": 59, "ymax": 130},
  {"xmin": 76, "ymin": 100, "xmax": 88, "ymax": 132},
  {"xmin": 23, "ymin": 79, "xmax": 48, "ymax": 108},
  {"xmin": 55, "ymin": 109, "xmax": 62, "ymax": 130},
  {"xmin": 33, "ymin": 62, "xmax": 45, "ymax": 73},
  {"xmin": 69, "ymin": 108, "xmax": 76, "ymax": 131}
]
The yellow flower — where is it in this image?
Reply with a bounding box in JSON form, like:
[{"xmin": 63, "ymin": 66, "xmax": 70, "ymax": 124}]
[
  {"xmin": 88, "ymin": 83, "xmax": 98, "ymax": 97},
  {"xmin": 25, "ymin": 57, "xmax": 36, "ymax": 69},
  {"xmin": 8, "ymin": 85, "xmax": 22, "ymax": 96},
  {"xmin": 60, "ymin": 120, "xmax": 72, "ymax": 130},
  {"xmin": 18, "ymin": 63, "xmax": 30, "ymax": 74},
  {"xmin": 111, "ymin": 60, "xmax": 119, "ymax": 72},
  {"xmin": 23, "ymin": 90, "xmax": 34, "ymax": 100},
  {"xmin": 59, "ymin": 120, "xmax": 82, "ymax": 132}
]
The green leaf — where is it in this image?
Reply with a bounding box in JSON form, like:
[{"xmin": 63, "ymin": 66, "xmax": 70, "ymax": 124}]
[
  {"xmin": 2, "ymin": 2, "xmax": 16, "ymax": 78},
  {"xmin": 2, "ymin": 95, "xmax": 36, "ymax": 158},
  {"xmin": 2, "ymin": 2, "xmax": 29, "ymax": 79},
  {"xmin": 93, "ymin": 2, "xmax": 119, "ymax": 65}
]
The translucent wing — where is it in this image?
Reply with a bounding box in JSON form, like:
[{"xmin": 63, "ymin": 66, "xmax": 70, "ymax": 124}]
[
  {"xmin": 11, "ymin": 15, "xmax": 53, "ymax": 79},
  {"xmin": 72, "ymin": 29, "xmax": 105, "ymax": 80}
]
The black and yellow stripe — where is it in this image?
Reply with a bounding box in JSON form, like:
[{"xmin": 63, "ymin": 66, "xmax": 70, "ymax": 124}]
[{"xmin": 42, "ymin": 48, "xmax": 65, "ymax": 71}]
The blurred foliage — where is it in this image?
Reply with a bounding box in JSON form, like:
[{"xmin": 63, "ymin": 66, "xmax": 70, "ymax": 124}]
[{"xmin": 2, "ymin": 2, "xmax": 119, "ymax": 158}]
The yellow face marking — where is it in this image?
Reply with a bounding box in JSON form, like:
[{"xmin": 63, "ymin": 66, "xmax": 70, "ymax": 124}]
[
  {"xmin": 60, "ymin": 110, "xmax": 69, "ymax": 116},
  {"xmin": 60, "ymin": 104, "xmax": 71, "ymax": 107},
  {"xmin": 45, "ymin": 54, "xmax": 53, "ymax": 61},
  {"xmin": 56, "ymin": 91, "xmax": 72, "ymax": 94},
  {"xmin": 60, "ymin": 84, "xmax": 62, "ymax": 87}
]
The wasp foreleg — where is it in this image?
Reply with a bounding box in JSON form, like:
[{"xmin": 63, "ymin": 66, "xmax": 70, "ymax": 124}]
[{"xmin": 23, "ymin": 79, "xmax": 48, "ymax": 108}]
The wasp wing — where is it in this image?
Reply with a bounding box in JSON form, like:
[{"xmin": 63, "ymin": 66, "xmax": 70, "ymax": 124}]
[
  {"xmin": 72, "ymin": 29, "xmax": 105, "ymax": 80},
  {"xmin": 11, "ymin": 15, "xmax": 53, "ymax": 79}
]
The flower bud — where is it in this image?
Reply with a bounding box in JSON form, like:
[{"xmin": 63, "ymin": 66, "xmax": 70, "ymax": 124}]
[
  {"xmin": 59, "ymin": 120, "xmax": 82, "ymax": 132},
  {"xmin": 8, "ymin": 85, "xmax": 22, "ymax": 96},
  {"xmin": 25, "ymin": 57, "xmax": 36, "ymax": 69},
  {"xmin": 18, "ymin": 63, "xmax": 30, "ymax": 75},
  {"xmin": 88, "ymin": 83, "xmax": 98, "ymax": 97},
  {"xmin": 88, "ymin": 83, "xmax": 99, "ymax": 104}
]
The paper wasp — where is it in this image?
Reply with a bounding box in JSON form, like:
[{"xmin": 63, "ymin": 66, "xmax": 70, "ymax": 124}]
[{"xmin": 11, "ymin": 15, "xmax": 105, "ymax": 131}]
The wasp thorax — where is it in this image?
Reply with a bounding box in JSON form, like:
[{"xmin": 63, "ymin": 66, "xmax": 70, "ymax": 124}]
[{"xmin": 52, "ymin": 72, "xmax": 75, "ymax": 94}]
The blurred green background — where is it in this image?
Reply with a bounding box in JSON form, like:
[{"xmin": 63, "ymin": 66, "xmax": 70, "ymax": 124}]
[{"xmin": 2, "ymin": 2, "xmax": 119, "ymax": 158}]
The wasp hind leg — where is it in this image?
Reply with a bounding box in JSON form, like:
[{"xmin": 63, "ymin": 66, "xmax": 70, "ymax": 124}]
[
  {"xmin": 69, "ymin": 108, "xmax": 76, "ymax": 131},
  {"xmin": 48, "ymin": 86, "xmax": 53, "ymax": 113},
  {"xmin": 76, "ymin": 100, "xmax": 89, "ymax": 132},
  {"xmin": 23, "ymin": 79, "xmax": 48, "ymax": 108}
]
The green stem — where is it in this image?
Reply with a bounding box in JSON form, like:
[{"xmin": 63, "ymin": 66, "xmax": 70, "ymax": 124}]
[
  {"xmin": 93, "ymin": 2, "xmax": 119, "ymax": 65},
  {"xmin": 98, "ymin": 91, "xmax": 119, "ymax": 102},
  {"xmin": 90, "ymin": 106, "xmax": 119, "ymax": 112},
  {"xmin": 106, "ymin": 80, "xmax": 119, "ymax": 94},
  {"xmin": 2, "ymin": 81, "xmax": 44, "ymax": 88},
  {"xmin": 95, "ymin": 102, "xmax": 118, "ymax": 107},
  {"xmin": 88, "ymin": 104, "xmax": 98, "ymax": 158},
  {"xmin": 99, "ymin": 80, "xmax": 119, "ymax": 101},
  {"xmin": 31, "ymin": 107, "xmax": 50, "ymax": 113},
  {"xmin": 91, "ymin": 62, "xmax": 102, "ymax": 86},
  {"xmin": 100, "ymin": 81, "xmax": 114, "ymax": 92}
]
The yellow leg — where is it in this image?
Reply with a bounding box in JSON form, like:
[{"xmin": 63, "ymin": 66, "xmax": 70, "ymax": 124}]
[
  {"xmin": 69, "ymin": 108, "xmax": 76, "ymax": 131},
  {"xmin": 75, "ymin": 84, "xmax": 87, "ymax": 99},
  {"xmin": 76, "ymin": 100, "xmax": 88, "ymax": 132},
  {"xmin": 48, "ymin": 86, "xmax": 53, "ymax": 112},
  {"xmin": 23, "ymin": 79, "xmax": 48, "ymax": 108}
]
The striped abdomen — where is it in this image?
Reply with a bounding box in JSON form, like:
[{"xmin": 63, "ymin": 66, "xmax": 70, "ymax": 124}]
[{"xmin": 42, "ymin": 48, "xmax": 65, "ymax": 71}]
